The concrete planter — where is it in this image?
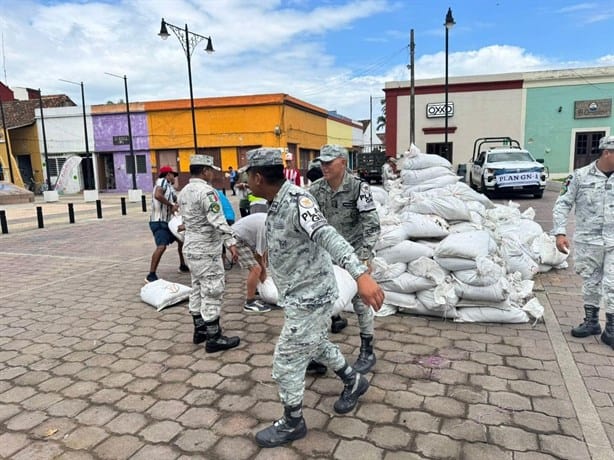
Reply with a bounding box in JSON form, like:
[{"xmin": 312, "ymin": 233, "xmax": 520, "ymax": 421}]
[
  {"xmin": 43, "ymin": 190, "xmax": 59, "ymax": 202},
  {"xmin": 83, "ymin": 190, "xmax": 99, "ymax": 202},
  {"xmin": 128, "ymin": 189, "xmax": 143, "ymax": 203}
]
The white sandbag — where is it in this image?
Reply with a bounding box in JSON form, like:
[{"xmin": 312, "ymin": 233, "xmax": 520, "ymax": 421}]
[
  {"xmin": 453, "ymin": 256, "xmax": 506, "ymax": 286},
  {"xmin": 530, "ymin": 233, "xmax": 569, "ymax": 266},
  {"xmin": 370, "ymin": 186, "xmax": 389, "ymax": 207},
  {"xmin": 374, "ymin": 225, "xmax": 410, "ymax": 250},
  {"xmin": 168, "ymin": 215, "xmax": 184, "ymax": 242},
  {"xmin": 485, "ymin": 202, "xmax": 522, "ymax": 225},
  {"xmin": 376, "ymin": 240, "xmax": 435, "ymax": 264},
  {"xmin": 373, "ymin": 303, "xmax": 398, "ymax": 317},
  {"xmin": 401, "ymin": 166, "xmax": 455, "ymax": 185},
  {"xmin": 522, "ymin": 297, "xmax": 544, "ymax": 322},
  {"xmin": 444, "ymin": 182, "xmax": 494, "ymax": 208},
  {"xmin": 454, "ymin": 306, "xmax": 529, "ymax": 323},
  {"xmin": 408, "ymin": 257, "xmax": 449, "ymax": 284},
  {"xmin": 370, "ymin": 258, "xmax": 407, "ymax": 282},
  {"xmin": 434, "ymin": 256, "xmax": 477, "ymax": 271},
  {"xmin": 449, "ymin": 222, "xmax": 483, "ymax": 234},
  {"xmin": 496, "ymin": 218, "xmax": 543, "ymax": 246},
  {"xmin": 400, "ymin": 212, "xmax": 450, "ymax": 239},
  {"xmin": 499, "ymin": 237, "xmax": 539, "ymax": 280},
  {"xmin": 381, "ymin": 272, "xmax": 436, "ymax": 293},
  {"xmin": 434, "ymin": 230, "xmax": 497, "ymax": 260},
  {"xmin": 408, "ymin": 195, "xmax": 471, "ymax": 221},
  {"xmin": 416, "ymin": 280, "xmax": 459, "ymax": 311},
  {"xmin": 456, "ymin": 298, "xmax": 514, "ymax": 310},
  {"xmin": 401, "ymin": 152, "xmax": 452, "ymax": 170},
  {"xmin": 506, "ymin": 274, "xmax": 535, "ymax": 305},
  {"xmin": 453, "ymin": 277, "xmax": 509, "ymax": 302},
  {"xmin": 465, "ymin": 200, "xmax": 487, "ymax": 216},
  {"xmin": 331, "ymin": 265, "xmax": 358, "ymax": 316},
  {"xmin": 257, "ymin": 277, "xmax": 279, "ymax": 305},
  {"xmin": 403, "ymin": 175, "xmax": 460, "ymax": 192},
  {"xmin": 140, "ymin": 279, "xmax": 191, "ymax": 311},
  {"xmin": 384, "ymin": 290, "xmax": 458, "ymax": 319}
]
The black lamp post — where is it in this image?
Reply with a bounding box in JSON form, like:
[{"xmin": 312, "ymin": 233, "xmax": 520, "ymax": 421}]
[
  {"xmin": 158, "ymin": 18, "xmax": 214, "ymax": 156},
  {"xmin": 38, "ymin": 89, "xmax": 52, "ymax": 190},
  {"xmin": 105, "ymin": 72, "xmax": 137, "ymax": 190},
  {"xmin": 59, "ymin": 79, "xmax": 93, "ymax": 189},
  {"xmin": 444, "ymin": 7, "xmax": 455, "ymax": 156}
]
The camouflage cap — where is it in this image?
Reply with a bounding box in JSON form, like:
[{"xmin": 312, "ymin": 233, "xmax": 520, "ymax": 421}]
[
  {"xmin": 598, "ymin": 135, "xmax": 614, "ymax": 150},
  {"xmin": 191, "ymin": 154, "xmax": 220, "ymax": 171},
  {"xmin": 316, "ymin": 144, "xmax": 348, "ymax": 162},
  {"xmin": 246, "ymin": 148, "xmax": 284, "ymax": 169}
]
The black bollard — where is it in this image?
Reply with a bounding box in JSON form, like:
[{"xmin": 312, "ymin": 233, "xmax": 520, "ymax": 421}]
[
  {"xmin": 96, "ymin": 199, "xmax": 102, "ymax": 219},
  {"xmin": 68, "ymin": 203, "xmax": 75, "ymax": 224},
  {"xmin": 121, "ymin": 197, "xmax": 127, "ymax": 215},
  {"xmin": 141, "ymin": 194, "xmax": 147, "ymax": 212},
  {"xmin": 36, "ymin": 206, "xmax": 44, "ymax": 228},
  {"xmin": 0, "ymin": 210, "xmax": 8, "ymax": 234}
]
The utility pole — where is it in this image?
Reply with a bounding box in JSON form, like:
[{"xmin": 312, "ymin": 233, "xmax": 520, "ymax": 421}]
[
  {"xmin": 369, "ymin": 95, "xmax": 373, "ymax": 153},
  {"xmin": 409, "ymin": 29, "xmax": 415, "ymax": 148}
]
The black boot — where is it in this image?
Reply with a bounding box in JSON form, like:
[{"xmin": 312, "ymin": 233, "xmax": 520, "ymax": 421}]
[
  {"xmin": 353, "ymin": 334, "xmax": 376, "ymax": 374},
  {"xmin": 255, "ymin": 404, "xmax": 307, "ymax": 448},
  {"xmin": 571, "ymin": 305, "xmax": 601, "ymax": 337},
  {"xmin": 331, "ymin": 314, "xmax": 348, "ymax": 333},
  {"xmin": 204, "ymin": 318, "xmax": 240, "ymax": 353},
  {"xmin": 192, "ymin": 314, "xmax": 207, "ymax": 344},
  {"xmin": 334, "ymin": 364, "xmax": 369, "ymax": 414},
  {"xmin": 601, "ymin": 313, "xmax": 614, "ymax": 349},
  {"xmin": 306, "ymin": 360, "xmax": 327, "ymax": 376}
]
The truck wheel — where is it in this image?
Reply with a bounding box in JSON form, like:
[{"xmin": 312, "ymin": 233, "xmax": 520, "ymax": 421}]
[{"xmin": 534, "ymin": 190, "xmax": 544, "ymax": 199}]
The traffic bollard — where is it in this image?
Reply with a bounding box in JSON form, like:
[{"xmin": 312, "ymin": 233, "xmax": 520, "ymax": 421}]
[
  {"xmin": 36, "ymin": 206, "xmax": 44, "ymax": 228},
  {"xmin": 141, "ymin": 194, "xmax": 147, "ymax": 212},
  {"xmin": 96, "ymin": 200, "xmax": 102, "ymax": 219},
  {"xmin": 121, "ymin": 197, "xmax": 127, "ymax": 215},
  {"xmin": 0, "ymin": 210, "xmax": 8, "ymax": 234},
  {"xmin": 68, "ymin": 203, "xmax": 75, "ymax": 224}
]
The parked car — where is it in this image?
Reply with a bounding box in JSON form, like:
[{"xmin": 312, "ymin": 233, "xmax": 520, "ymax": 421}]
[{"xmin": 468, "ymin": 137, "xmax": 548, "ymax": 198}]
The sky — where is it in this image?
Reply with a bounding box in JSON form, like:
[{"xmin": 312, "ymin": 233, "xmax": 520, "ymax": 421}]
[{"xmin": 1, "ymin": 0, "xmax": 613, "ymax": 122}]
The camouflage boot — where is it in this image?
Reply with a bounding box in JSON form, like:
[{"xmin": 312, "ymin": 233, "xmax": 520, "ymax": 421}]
[
  {"xmin": 571, "ymin": 305, "xmax": 601, "ymax": 337},
  {"xmin": 255, "ymin": 404, "xmax": 307, "ymax": 448},
  {"xmin": 600, "ymin": 313, "xmax": 614, "ymax": 349},
  {"xmin": 204, "ymin": 318, "xmax": 240, "ymax": 353},
  {"xmin": 353, "ymin": 334, "xmax": 376, "ymax": 374},
  {"xmin": 191, "ymin": 314, "xmax": 207, "ymax": 345},
  {"xmin": 334, "ymin": 364, "xmax": 369, "ymax": 414}
]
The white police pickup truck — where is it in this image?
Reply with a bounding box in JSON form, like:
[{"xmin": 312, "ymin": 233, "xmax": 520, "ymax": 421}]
[{"xmin": 468, "ymin": 137, "xmax": 548, "ymax": 198}]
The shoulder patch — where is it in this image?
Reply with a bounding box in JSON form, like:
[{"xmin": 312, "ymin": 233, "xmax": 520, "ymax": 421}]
[
  {"xmin": 357, "ymin": 181, "xmax": 376, "ymax": 212},
  {"xmin": 298, "ymin": 194, "xmax": 327, "ymax": 238},
  {"xmin": 299, "ymin": 196, "xmax": 315, "ymax": 208},
  {"xmin": 560, "ymin": 174, "xmax": 573, "ymax": 196},
  {"xmin": 209, "ymin": 202, "xmax": 221, "ymax": 214},
  {"xmin": 207, "ymin": 191, "xmax": 219, "ymax": 203}
]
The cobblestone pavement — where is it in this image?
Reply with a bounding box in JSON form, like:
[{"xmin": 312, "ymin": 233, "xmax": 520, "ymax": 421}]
[{"xmin": 0, "ymin": 189, "xmax": 613, "ymax": 459}]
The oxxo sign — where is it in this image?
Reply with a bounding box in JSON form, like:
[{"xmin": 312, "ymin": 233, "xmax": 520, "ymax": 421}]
[{"xmin": 426, "ymin": 102, "xmax": 454, "ymax": 118}]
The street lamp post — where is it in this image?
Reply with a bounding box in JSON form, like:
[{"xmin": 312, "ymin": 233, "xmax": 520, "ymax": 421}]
[
  {"xmin": 158, "ymin": 18, "xmax": 214, "ymax": 156},
  {"xmin": 59, "ymin": 79, "xmax": 94, "ymax": 190},
  {"xmin": 444, "ymin": 8, "xmax": 455, "ymax": 157},
  {"xmin": 105, "ymin": 72, "xmax": 137, "ymax": 191}
]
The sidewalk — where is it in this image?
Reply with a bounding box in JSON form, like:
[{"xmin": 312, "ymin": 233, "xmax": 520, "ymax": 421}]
[{"xmin": 0, "ymin": 188, "xmax": 612, "ymax": 459}]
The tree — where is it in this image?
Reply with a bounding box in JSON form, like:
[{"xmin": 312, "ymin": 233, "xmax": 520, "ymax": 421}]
[{"xmin": 376, "ymin": 98, "xmax": 386, "ymax": 132}]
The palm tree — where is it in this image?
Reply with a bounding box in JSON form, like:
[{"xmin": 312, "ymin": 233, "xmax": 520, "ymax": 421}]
[{"xmin": 376, "ymin": 98, "xmax": 386, "ymax": 132}]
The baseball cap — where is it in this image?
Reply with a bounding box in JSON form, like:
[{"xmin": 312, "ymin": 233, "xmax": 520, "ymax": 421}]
[
  {"xmin": 159, "ymin": 165, "xmax": 177, "ymax": 175},
  {"xmin": 190, "ymin": 154, "xmax": 221, "ymax": 171},
  {"xmin": 285, "ymin": 152, "xmax": 293, "ymax": 161},
  {"xmin": 316, "ymin": 144, "xmax": 348, "ymax": 162},
  {"xmin": 598, "ymin": 135, "xmax": 614, "ymax": 150},
  {"xmin": 246, "ymin": 148, "xmax": 284, "ymax": 170}
]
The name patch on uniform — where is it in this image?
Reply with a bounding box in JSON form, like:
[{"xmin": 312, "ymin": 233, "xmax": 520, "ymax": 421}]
[
  {"xmin": 298, "ymin": 195, "xmax": 327, "ymax": 237},
  {"xmin": 357, "ymin": 182, "xmax": 376, "ymax": 212}
]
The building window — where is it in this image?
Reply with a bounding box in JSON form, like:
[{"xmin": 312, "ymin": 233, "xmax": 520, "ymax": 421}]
[
  {"xmin": 48, "ymin": 157, "xmax": 67, "ymax": 177},
  {"xmin": 426, "ymin": 142, "xmax": 453, "ymax": 162},
  {"xmin": 126, "ymin": 154, "xmax": 147, "ymax": 174}
]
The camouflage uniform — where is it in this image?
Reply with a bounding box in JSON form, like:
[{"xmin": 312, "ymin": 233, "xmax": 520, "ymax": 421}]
[
  {"xmin": 552, "ymin": 161, "xmax": 614, "ymax": 314},
  {"xmin": 309, "ymin": 170, "xmax": 381, "ymax": 335},
  {"xmin": 267, "ymin": 180, "xmax": 368, "ymax": 406},
  {"xmin": 179, "ymin": 177, "xmax": 237, "ymax": 321}
]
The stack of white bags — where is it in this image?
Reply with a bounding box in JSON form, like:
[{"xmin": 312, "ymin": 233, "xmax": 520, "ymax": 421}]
[
  {"xmin": 258, "ymin": 145, "xmax": 565, "ymax": 324},
  {"xmin": 368, "ymin": 145, "xmax": 567, "ymax": 323}
]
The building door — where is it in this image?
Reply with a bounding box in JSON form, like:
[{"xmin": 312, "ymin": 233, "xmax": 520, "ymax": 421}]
[
  {"xmin": 426, "ymin": 142, "xmax": 453, "ymax": 162},
  {"xmin": 81, "ymin": 156, "xmax": 95, "ymax": 190},
  {"xmin": 17, "ymin": 154, "xmax": 33, "ymax": 184},
  {"xmin": 97, "ymin": 153, "xmax": 115, "ymax": 190},
  {"xmin": 574, "ymin": 131, "xmax": 605, "ymax": 169}
]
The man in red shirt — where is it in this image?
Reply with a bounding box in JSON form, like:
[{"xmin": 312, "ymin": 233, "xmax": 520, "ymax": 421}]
[{"xmin": 283, "ymin": 152, "xmax": 301, "ymax": 186}]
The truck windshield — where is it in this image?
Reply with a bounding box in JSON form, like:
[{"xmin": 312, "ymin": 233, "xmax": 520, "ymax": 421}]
[{"xmin": 488, "ymin": 151, "xmax": 533, "ymax": 163}]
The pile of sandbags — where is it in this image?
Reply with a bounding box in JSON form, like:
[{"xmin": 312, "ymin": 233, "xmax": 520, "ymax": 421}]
[{"xmin": 371, "ymin": 146, "xmax": 567, "ymax": 324}]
